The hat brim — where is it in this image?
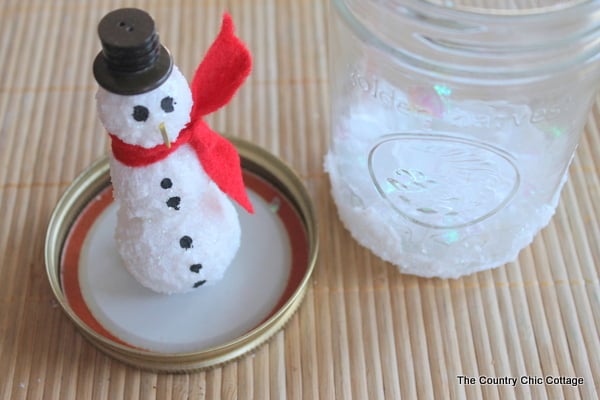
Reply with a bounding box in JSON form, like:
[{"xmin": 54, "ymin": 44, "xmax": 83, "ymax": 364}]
[{"xmin": 93, "ymin": 45, "xmax": 173, "ymax": 95}]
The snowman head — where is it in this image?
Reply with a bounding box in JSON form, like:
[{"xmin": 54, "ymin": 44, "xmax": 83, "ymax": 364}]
[{"xmin": 96, "ymin": 65, "xmax": 193, "ymax": 148}]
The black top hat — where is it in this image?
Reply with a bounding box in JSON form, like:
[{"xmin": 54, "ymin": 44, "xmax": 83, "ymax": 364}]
[{"xmin": 93, "ymin": 8, "xmax": 173, "ymax": 95}]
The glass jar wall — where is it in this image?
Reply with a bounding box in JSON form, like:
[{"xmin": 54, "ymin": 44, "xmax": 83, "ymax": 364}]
[{"xmin": 325, "ymin": 0, "xmax": 600, "ymax": 277}]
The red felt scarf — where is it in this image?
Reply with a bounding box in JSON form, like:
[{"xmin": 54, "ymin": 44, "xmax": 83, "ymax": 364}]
[
  {"xmin": 109, "ymin": 13, "xmax": 253, "ymax": 214},
  {"xmin": 110, "ymin": 120, "xmax": 252, "ymax": 213}
]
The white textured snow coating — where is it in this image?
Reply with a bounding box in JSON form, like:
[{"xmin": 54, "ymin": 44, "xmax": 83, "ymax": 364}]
[
  {"xmin": 325, "ymin": 107, "xmax": 572, "ymax": 278},
  {"xmin": 97, "ymin": 65, "xmax": 241, "ymax": 294},
  {"xmin": 96, "ymin": 66, "xmax": 193, "ymax": 148}
]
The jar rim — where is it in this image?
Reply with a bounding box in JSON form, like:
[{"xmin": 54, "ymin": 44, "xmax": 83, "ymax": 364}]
[
  {"xmin": 332, "ymin": 0, "xmax": 600, "ymax": 84},
  {"xmin": 367, "ymin": 0, "xmax": 597, "ymax": 19}
]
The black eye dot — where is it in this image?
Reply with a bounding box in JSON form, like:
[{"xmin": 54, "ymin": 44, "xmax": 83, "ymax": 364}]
[
  {"xmin": 161, "ymin": 96, "xmax": 175, "ymax": 113},
  {"xmin": 132, "ymin": 105, "xmax": 149, "ymax": 122}
]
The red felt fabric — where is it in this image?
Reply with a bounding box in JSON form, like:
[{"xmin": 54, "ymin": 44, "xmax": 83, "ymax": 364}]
[
  {"xmin": 109, "ymin": 13, "xmax": 254, "ymax": 214},
  {"xmin": 110, "ymin": 120, "xmax": 253, "ymax": 213},
  {"xmin": 110, "ymin": 130, "xmax": 191, "ymax": 167},
  {"xmin": 190, "ymin": 14, "xmax": 252, "ymax": 118}
]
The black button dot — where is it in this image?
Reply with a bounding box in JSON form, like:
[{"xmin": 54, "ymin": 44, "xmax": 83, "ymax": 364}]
[
  {"xmin": 193, "ymin": 280, "xmax": 207, "ymax": 288},
  {"xmin": 160, "ymin": 178, "xmax": 172, "ymax": 189},
  {"xmin": 179, "ymin": 235, "xmax": 193, "ymax": 249},
  {"xmin": 167, "ymin": 196, "xmax": 180, "ymax": 210},
  {"xmin": 190, "ymin": 264, "xmax": 202, "ymax": 273}
]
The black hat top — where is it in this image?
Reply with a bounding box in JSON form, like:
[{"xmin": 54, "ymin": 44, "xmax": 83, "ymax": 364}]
[{"xmin": 93, "ymin": 8, "xmax": 173, "ymax": 95}]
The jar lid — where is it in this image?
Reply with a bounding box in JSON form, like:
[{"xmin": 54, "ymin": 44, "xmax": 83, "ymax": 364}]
[{"xmin": 45, "ymin": 137, "xmax": 318, "ymax": 371}]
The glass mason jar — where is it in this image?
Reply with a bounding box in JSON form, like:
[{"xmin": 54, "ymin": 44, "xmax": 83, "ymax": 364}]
[{"xmin": 325, "ymin": 0, "xmax": 600, "ymax": 278}]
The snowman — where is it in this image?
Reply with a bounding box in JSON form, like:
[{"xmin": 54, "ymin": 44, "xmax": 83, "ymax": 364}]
[{"xmin": 93, "ymin": 8, "xmax": 253, "ymax": 294}]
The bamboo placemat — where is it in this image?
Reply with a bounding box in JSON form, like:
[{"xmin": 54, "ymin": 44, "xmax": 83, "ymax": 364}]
[{"xmin": 0, "ymin": 0, "xmax": 598, "ymax": 399}]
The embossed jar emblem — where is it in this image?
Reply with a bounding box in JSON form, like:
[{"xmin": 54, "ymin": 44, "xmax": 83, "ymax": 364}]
[{"xmin": 368, "ymin": 134, "xmax": 520, "ymax": 229}]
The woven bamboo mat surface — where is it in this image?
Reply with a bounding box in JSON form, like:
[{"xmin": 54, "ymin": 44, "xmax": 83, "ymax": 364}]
[{"xmin": 1, "ymin": 0, "xmax": 599, "ymax": 399}]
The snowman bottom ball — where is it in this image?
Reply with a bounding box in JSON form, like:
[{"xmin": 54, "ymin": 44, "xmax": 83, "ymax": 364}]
[
  {"xmin": 114, "ymin": 186, "xmax": 241, "ymax": 295},
  {"xmin": 109, "ymin": 143, "xmax": 243, "ymax": 295}
]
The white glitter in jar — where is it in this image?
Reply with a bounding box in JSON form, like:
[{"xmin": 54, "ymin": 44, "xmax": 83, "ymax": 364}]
[{"xmin": 325, "ymin": 103, "xmax": 571, "ymax": 278}]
